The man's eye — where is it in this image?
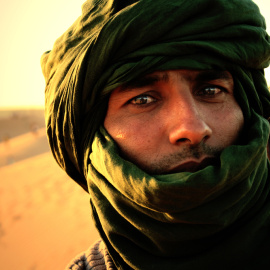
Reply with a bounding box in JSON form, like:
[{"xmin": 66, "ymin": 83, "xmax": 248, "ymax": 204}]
[
  {"xmin": 199, "ymin": 87, "xmax": 224, "ymax": 96},
  {"xmin": 130, "ymin": 95, "xmax": 156, "ymax": 105}
]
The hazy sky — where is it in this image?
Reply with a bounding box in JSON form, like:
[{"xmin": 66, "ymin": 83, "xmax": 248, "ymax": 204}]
[{"xmin": 0, "ymin": 0, "xmax": 269, "ymax": 108}]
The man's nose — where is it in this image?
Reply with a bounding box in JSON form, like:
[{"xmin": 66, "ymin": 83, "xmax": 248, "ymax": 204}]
[{"xmin": 168, "ymin": 98, "xmax": 212, "ymax": 146}]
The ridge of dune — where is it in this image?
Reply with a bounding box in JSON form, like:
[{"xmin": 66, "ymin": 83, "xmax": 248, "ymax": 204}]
[
  {"xmin": 0, "ymin": 127, "xmax": 50, "ymax": 167},
  {"xmin": 0, "ymin": 109, "xmax": 45, "ymax": 140},
  {"xmin": 0, "ymin": 152, "xmax": 99, "ymax": 270}
]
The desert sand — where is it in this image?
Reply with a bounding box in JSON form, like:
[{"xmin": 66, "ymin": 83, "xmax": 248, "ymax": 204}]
[{"xmin": 0, "ymin": 109, "xmax": 99, "ymax": 270}]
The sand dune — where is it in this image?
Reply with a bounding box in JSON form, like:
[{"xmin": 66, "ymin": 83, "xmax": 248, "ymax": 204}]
[
  {"xmin": 0, "ymin": 127, "xmax": 50, "ymax": 167},
  {"xmin": 0, "ymin": 109, "xmax": 100, "ymax": 269},
  {"xmin": 0, "ymin": 152, "xmax": 99, "ymax": 270},
  {"xmin": 0, "ymin": 109, "xmax": 46, "ymax": 139}
]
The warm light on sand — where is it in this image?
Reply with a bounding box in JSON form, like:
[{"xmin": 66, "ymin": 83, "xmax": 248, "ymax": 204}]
[{"xmin": 0, "ymin": 109, "xmax": 99, "ymax": 270}]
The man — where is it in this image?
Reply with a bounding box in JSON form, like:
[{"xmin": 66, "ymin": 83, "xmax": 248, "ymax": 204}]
[{"xmin": 41, "ymin": 0, "xmax": 270, "ymax": 269}]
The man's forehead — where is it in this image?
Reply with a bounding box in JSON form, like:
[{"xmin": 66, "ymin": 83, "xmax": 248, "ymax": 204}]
[{"xmin": 118, "ymin": 69, "xmax": 233, "ymax": 92}]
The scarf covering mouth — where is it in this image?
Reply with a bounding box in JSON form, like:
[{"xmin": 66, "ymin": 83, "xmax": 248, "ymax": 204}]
[
  {"xmin": 88, "ymin": 115, "xmax": 270, "ymax": 269},
  {"xmin": 41, "ymin": 0, "xmax": 270, "ymax": 268}
]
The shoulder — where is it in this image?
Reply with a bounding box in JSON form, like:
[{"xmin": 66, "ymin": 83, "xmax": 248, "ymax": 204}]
[{"xmin": 65, "ymin": 240, "xmax": 116, "ymax": 270}]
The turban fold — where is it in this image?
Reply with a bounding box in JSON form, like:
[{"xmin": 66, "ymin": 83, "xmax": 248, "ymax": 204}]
[{"xmin": 41, "ymin": 1, "xmax": 270, "ymax": 268}]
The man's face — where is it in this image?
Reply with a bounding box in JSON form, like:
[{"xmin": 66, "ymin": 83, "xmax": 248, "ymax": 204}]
[{"xmin": 104, "ymin": 69, "xmax": 244, "ymax": 174}]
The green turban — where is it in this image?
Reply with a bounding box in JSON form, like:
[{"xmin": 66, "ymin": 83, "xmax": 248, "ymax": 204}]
[
  {"xmin": 41, "ymin": 0, "xmax": 270, "ymax": 191},
  {"xmin": 41, "ymin": 0, "xmax": 270, "ymax": 268}
]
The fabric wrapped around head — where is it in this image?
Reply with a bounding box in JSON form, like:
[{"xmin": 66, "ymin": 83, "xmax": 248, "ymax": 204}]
[
  {"xmin": 41, "ymin": 1, "xmax": 270, "ymax": 268},
  {"xmin": 41, "ymin": 0, "xmax": 270, "ymax": 190}
]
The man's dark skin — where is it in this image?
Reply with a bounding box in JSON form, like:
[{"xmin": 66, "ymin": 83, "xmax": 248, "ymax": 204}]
[{"xmin": 104, "ymin": 69, "xmax": 244, "ymax": 174}]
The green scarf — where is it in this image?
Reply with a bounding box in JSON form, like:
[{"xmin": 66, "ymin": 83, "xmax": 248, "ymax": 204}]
[
  {"xmin": 41, "ymin": 0, "xmax": 270, "ymax": 268},
  {"xmin": 88, "ymin": 112, "xmax": 270, "ymax": 269}
]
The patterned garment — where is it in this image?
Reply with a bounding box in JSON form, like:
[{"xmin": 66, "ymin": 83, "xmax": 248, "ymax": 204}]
[{"xmin": 65, "ymin": 240, "xmax": 115, "ymax": 270}]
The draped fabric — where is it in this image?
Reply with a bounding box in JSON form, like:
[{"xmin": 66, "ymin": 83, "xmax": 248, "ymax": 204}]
[
  {"xmin": 41, "ymin": 0, "xmax": 270, "ymax": 269},
  {"xmin": 87, "ymin": 115, "xmax": 270, "ymax": 269}
]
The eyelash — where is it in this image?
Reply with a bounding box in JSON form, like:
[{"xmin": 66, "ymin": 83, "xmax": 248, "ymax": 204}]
[
  {"xmin": 196, "ymin": 85, "xmax": 227, "ymax": 97},
  {"xmin": 127, "ymin": 85, "xmax": 228, "ymax": 106},
  {"xmin": 129, "ymin": 94, "xmax": 157, "ymax": 106}
]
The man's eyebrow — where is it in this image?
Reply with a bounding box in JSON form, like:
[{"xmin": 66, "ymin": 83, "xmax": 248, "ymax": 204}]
[
  {"xmin": 119, "ymin": 73, "xmax": 169, "ymax": 92},
  {"xmin": 118, "ymin": 70, "xmax": 232, "ymax": 92},
  {"xmin": 194, "ymin": 70, "xmax": 232, "ymax": 82}
]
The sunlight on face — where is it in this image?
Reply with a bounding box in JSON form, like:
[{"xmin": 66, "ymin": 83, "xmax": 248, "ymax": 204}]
[{"xmin": 104, "ymin": 69, "xmax": 244, "ymax": 174}]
